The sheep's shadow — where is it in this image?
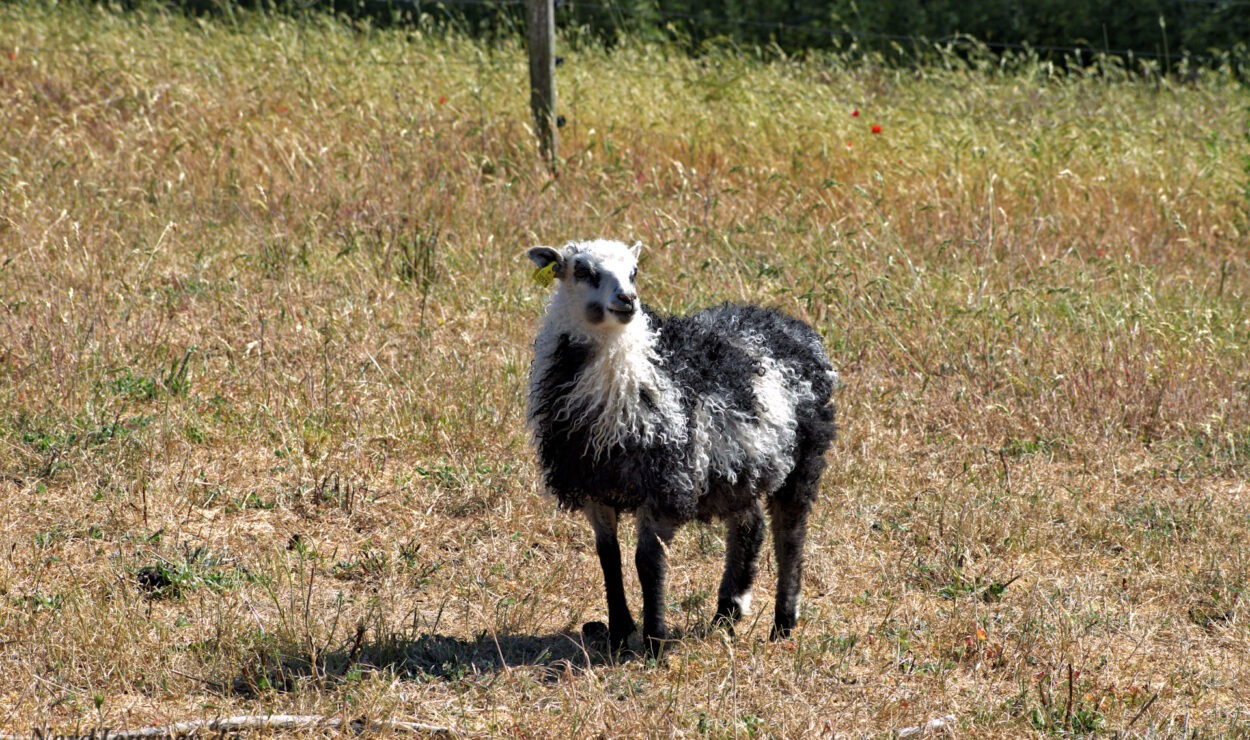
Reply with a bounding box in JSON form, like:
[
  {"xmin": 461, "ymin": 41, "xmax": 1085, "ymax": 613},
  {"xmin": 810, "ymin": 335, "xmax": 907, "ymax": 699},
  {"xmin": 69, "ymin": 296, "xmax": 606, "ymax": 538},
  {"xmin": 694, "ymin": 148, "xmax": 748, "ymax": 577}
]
[
  {"xmin": 228, "ymin": 629, "xmax": 635, "ymax": 695},
  {"xmin": 367, "ymin": 630, "xmax": 624, "ymax": 679}
]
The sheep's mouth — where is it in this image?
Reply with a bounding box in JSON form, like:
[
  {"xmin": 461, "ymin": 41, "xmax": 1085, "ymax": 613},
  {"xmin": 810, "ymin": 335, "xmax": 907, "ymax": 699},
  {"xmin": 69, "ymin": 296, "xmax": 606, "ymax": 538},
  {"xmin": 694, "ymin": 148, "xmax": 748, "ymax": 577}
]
[{"xmin": 607, "ymin": 307, "xmax": 636, "ymax": 323}]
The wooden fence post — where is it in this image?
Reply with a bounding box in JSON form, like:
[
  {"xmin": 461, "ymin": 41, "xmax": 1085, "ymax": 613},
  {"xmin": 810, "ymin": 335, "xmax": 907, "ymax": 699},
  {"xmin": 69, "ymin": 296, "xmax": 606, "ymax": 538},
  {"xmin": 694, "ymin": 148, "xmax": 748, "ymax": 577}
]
[{"xmin": 526, "ymin": 0, "xmax": 557, "ymax": 169}]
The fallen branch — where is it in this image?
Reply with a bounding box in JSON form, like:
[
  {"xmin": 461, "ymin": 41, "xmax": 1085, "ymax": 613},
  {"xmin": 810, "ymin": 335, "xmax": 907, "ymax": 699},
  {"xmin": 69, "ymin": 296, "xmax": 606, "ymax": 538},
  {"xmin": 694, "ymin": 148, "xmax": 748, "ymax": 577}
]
[
  {"xmin": 1124, "ymin": 690, "xmax": 1161, "ymax": 732},
  {"xmin": 12, "ymin": 714, "xmax": 454, "ymax": 739}
]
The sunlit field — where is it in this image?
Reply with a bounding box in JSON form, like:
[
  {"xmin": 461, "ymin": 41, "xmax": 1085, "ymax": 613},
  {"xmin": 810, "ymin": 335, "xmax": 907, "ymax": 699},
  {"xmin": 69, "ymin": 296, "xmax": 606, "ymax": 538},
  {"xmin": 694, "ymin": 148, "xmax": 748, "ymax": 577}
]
[{"xmin": 1, "ymin": 3, "xmax": 1248, "ymax": 735}]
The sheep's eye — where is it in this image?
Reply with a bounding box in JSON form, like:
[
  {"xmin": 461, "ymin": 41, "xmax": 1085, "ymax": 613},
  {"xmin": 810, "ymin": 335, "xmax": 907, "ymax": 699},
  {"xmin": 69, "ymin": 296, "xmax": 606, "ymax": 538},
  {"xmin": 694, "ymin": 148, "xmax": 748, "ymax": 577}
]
[
  {"xmin": 630, "ymin": 268, "xmax": 638, "ymax": 282},
  {"xmin": 573, "ymin": 263, "xmax": 599, "ymax": 287}
]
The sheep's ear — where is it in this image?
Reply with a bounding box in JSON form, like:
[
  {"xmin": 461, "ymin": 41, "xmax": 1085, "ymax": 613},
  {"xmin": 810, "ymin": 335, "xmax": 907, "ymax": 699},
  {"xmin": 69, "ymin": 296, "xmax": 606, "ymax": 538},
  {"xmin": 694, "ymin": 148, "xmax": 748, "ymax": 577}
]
[
  {"xmin": 526, "ymin": 246, "xmax": 565, "ymax": 285},
  {"xmin": 629, "ymin": 241, "xmax": 643, "ymax": 259},
  {"xmin": 525, "ymin": 246, "xmax": 560, "ymax": 268}
]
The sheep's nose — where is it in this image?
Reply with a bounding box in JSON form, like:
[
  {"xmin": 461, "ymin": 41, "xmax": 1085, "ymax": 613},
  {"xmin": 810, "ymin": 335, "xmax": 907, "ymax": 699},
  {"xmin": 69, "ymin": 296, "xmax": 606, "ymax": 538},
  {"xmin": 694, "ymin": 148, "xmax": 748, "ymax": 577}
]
[{"xmin": 616, "ymin": 291, "xmax": 637, "ymax": 308}]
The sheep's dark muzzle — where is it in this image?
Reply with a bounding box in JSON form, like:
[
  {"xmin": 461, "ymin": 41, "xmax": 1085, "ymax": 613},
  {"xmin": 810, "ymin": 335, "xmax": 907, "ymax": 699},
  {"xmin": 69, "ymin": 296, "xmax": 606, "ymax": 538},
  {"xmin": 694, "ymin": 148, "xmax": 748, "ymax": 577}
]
[
  {"xmin": 607, "ymin": 293, "xmax": 637, "ymax": 324},
  {"xmin": 585, "ymin": 302, "xmax": 633, "ymax": 325},
  {"xmin": 607, "ymin": 306, "xmax": 636, "ymax": 323}
]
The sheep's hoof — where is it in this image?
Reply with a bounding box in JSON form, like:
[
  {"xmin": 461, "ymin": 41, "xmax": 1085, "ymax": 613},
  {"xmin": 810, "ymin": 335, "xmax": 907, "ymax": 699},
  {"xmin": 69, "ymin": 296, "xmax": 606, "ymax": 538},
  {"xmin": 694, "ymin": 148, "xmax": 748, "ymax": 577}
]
[
  {"xmin": 711, "ymin": 618, "xmax": 737, "ymax": 638},
  {"xmin": 713, "ymin": 602, "xmax": 742, "ymax": 635},
  {"xmin": 642, "ymin": 631, "xmax": 672, "ymax": 660},
  {"xmin": 583, "ymin": 620, "xmax": 638, "ymax": 654},
  {"xmin": 581, "ymin": 621, "xmax": 611, "ymax": 646}
]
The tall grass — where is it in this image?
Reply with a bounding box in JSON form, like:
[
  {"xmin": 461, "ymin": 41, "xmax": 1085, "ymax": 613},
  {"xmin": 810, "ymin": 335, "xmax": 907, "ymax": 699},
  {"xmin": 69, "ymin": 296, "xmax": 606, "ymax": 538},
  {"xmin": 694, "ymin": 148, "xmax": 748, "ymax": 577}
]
[{"xmin": 1, "ymin": 3, "xmax": 1248, "ymax": 734}]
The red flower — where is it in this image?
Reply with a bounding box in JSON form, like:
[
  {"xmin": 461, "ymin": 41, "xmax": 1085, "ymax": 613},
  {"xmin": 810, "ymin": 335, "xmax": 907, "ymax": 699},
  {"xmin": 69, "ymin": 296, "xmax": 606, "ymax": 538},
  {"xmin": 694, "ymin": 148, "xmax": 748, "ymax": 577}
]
[
  {"xmin": 438, "ymin": 96, "xmax": 446, "ymax": 105},
  {"xmin": 871, "ymin": 124, "xmax": 882, "ymax": 134},
  {"xmin": 851, "ymin": 109, "xmax": 860, "ymax": 117},
  {"xmin": 6, "ymin": 51, "xmax": 14, "ymax": 61}
]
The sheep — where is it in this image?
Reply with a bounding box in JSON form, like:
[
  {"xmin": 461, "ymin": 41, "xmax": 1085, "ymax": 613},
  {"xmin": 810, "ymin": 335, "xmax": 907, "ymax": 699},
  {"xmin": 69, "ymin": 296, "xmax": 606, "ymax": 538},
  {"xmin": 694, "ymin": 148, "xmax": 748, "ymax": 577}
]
[{"xmin": 524, "ymin": 238, "xmax": 837, "ymax": 656}]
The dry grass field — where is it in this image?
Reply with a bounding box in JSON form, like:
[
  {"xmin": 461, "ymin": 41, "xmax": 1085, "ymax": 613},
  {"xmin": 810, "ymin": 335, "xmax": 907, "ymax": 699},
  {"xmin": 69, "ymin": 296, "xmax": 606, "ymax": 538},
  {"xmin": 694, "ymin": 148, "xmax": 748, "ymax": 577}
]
[{"xmin": 1, "ymin": 3, "xmax": 1249, "ymax": 735}]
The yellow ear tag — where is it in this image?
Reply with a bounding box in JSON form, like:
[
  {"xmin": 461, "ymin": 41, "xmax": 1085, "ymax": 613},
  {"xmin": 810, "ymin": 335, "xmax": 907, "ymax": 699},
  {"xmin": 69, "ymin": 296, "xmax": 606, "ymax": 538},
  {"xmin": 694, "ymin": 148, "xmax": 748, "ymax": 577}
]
[{"xmin": 533, "ymin": 263, "xmax": 557, "ymax": 287}]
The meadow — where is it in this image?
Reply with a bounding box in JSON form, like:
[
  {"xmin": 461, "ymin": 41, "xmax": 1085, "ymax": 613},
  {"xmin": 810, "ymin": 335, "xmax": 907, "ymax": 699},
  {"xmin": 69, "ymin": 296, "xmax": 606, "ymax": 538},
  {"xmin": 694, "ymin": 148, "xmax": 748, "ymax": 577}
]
[{"xmin": 1, "ymin": 3, "xmax": 1248, "ymax": 735}]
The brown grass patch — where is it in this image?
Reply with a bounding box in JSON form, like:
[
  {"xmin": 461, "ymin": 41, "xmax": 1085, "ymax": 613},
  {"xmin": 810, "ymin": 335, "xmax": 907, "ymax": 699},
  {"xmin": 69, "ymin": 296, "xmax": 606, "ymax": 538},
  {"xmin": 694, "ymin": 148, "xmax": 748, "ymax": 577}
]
[{"xmin": 1, "ymin": 4, "xmax": 1249, "ymax": 735}]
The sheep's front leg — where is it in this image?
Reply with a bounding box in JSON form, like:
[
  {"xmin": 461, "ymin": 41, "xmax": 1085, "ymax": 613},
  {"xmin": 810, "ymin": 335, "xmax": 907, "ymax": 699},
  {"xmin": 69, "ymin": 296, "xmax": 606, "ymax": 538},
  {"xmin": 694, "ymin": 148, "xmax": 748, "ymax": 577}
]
[
  {"xmin": 635, "ymin": 509, "xmax": 676, "ymax": 658},
  {"xmin": 585, "ymin": 502, "xmax": 636, "ymax": 650},
  {"xmin": 714, "ymin": 499, "xmax": 765, "ymax": 631}
]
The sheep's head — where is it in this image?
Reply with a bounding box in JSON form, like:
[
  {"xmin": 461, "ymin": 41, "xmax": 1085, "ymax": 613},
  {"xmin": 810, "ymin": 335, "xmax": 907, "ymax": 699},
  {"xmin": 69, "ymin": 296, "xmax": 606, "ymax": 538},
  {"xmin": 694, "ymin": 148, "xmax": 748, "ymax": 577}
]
[{"xmin": 527, "ymin": 239, "xmax": 642, "ymax": 333}]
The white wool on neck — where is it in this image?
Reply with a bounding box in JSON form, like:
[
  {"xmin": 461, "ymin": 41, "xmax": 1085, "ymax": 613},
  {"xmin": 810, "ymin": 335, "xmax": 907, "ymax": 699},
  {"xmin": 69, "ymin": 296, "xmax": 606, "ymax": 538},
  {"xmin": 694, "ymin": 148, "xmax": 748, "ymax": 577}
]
[{"xmin": 529, "ymin": 306, "xmax": 686, "ymax": 461}]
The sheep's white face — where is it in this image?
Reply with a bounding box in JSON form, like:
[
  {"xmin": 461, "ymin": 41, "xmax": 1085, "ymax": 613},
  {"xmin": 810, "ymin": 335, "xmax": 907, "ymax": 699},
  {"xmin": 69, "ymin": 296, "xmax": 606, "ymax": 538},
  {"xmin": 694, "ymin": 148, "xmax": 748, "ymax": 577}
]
[{"xmin": 527, "ymin": 239, "xmax": 642, "ymax": 334}]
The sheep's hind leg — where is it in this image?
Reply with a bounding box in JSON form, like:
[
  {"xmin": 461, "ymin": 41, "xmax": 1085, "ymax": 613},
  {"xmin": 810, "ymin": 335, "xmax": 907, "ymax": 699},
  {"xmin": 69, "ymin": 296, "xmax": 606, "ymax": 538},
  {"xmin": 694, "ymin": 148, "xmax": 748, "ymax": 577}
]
[
  {"xmin": 635, "ymin": 509, "xmax": 676, "ymax": 658},
  {"xmin": 769, "ymin": 402, "xmax": 832, "ymax": 640},
  {"xmin": 768, "ymin": 496, "xmax": 812, "ymax": 640},
  {"xmin": 714, "ymin": 499, "xmax": 765, "ymax": 632},
  {"xmin": 585, "ymin": 502, "xmax": 636, "ymax": 651}
]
